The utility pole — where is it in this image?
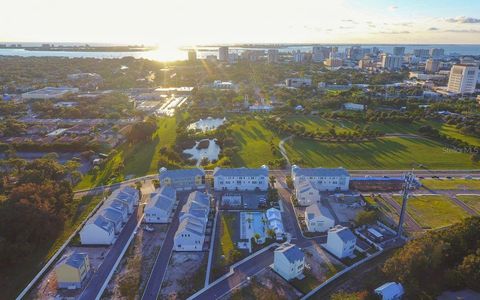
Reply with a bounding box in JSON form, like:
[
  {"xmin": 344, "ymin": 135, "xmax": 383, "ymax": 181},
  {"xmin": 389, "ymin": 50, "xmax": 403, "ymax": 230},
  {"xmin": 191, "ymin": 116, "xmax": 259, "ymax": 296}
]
[{"xmin": 397, "ymin": 171, "xmax": 416, "ymax": 238}]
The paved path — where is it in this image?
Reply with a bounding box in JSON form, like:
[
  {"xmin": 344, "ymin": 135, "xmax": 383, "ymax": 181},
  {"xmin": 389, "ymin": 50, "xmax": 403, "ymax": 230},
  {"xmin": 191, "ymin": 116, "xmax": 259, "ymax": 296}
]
[
  {"xmin": 79, "ymin": 207, "xmax": 141, "ymax": 300},
  {"xmin": 141, "ymin": 193, "xmax": 189, "ymax": 300},
  {"xmin": 278, "ymin": 135, "xmax": 293, "ymax": 168}
]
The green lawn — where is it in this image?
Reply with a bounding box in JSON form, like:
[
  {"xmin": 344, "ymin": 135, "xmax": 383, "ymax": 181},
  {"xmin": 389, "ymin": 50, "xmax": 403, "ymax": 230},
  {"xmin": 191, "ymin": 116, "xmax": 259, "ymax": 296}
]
[
  {"xmin": 212, "ymin": 212, "xmax": 246, "ymax": 280},
  {"xmin": 421, "ymin": 179, "xmax": 480, "ymax": 190},
  {"xmin": 284, "ymin": 136, "xmax": 477, "ymax": 169},
  {"xmin": 439, "ymin": 124, "xmax": 480, "ymax": 147},
  {"xmin": 76, "ymin": 117, "xmax": 177, "ymax": 189},
  {"xmin": 456, "ymin": 195, "xmax": 480, "ymax": 213},
  {"xmin": 393, "ymin": 195, "xmax": 469, "ymax": 229},
  {"xmin": 230, "ymin": 118, "xmax": 283, "ymax": 167}
]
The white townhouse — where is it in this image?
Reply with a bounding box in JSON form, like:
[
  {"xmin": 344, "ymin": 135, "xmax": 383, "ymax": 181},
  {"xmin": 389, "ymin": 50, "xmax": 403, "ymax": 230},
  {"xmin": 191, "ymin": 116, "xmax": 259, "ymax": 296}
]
[
  {"xmin": 55, "ymin": 252, "xmax": 91, "ymax": 289},
  {"xmin": 273, "ymin": 242, "xmax": 305, "ymax": 280},
  {"xmin": 99, "ymin": 208, "xmax": 124, "ymax": 234},
  {"xmin": 110, "ymin": 186, "xmax": 139, "ymax": 214},
  {"xmin": 304, "ymin": 203, "xmax": 335, "ymax": 232},
  {"xmin": 80, "ymin": 215, "xmax": 115, "ymax": 245},
  {"xmin": 179, "ymin": 191, "xmax": 210, "ymax": 224},
  {"xmin": 174, "ymin": 216, "xmax": 206, "ymax": 251},
  {"xmin": 213, "ymin": 166, "xmax": 269, "ymax": 191},
  {"xmin": 291, "ymin": 165, "xmax": 350, "ymax": 192},
  {"xmin": 375, "ymin": 282, "xmax": 405, "ymax": 300},
  {"xmin": 295, "ymin": 179, "xmax": 320, "ymax": 206},
  {"xmin": 266, "ymin": 208, "xmax": 285, "ymax": 239},
  {"xmin": 324, "ymin": 225, "xmax": 357, "ymax": 259},
  {"xmin": 105, "ymin": 199, "xmax": 129, "ymax": 223},
  {"xmin": 159, "ymin": 167, "xmax": 205, "ymax": 191},
  {"xmin": 144, "ymin": 186, "xmax": 177, "ymax": 223}
]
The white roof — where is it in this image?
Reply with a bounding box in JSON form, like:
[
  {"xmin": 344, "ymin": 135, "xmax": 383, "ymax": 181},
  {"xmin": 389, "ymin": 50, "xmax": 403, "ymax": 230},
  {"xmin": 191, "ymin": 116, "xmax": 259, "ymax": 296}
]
[{"xmin": 375, "ymin": 282, "xmax": 404, "ymax": 298}]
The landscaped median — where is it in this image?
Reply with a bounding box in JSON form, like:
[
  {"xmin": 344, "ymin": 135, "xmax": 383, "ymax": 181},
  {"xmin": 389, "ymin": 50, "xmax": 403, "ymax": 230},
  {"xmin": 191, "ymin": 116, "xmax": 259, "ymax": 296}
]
[{"xmin": 392, "ymin": 194, "xmax": 470, "ymax": 229}]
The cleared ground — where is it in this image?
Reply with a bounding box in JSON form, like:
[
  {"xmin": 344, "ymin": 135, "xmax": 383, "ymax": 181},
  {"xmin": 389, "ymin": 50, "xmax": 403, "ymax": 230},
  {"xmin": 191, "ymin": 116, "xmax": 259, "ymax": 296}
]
[{"xmin": 392, "ymin": 195, "xmax": 469, "ymax": 229}]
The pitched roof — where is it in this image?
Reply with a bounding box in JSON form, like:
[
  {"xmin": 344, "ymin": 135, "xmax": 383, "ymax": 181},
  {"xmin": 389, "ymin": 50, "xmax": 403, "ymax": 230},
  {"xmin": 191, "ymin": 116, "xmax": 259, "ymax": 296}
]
[
  {"xmin": 100, "ymin": 208, "xmax": 123, "ymax": 225},
  {"xmin": 64, "ymin": 252, "xmax": 88, "ymax": 269},
  {"xmin": 91, "ymin": 215, "xmax": 114, "ymax": 233},
  {"xmin": 213, "ymin": 166, "xmax": 269, "ymax": 177},
  {"xmin": 329, "ymin": 225, "xmax": 356, "ymax": 242},
  {"xmin": 305, "ymin": 203, "xmax": 334, "ymax": 221},
  {"xmin": 147, "ymin": 186, "xmax": 176, "ymax": 211},
  {"xmin": 159, "ymin": 168, "xmax": 205, "ymax": 180},
  {"xmin": 187, "ymin": 191, "xmax": 210, "ymax": 207},
  {"xmin": 180, "ymin": 191, "xmax": 210, "ymax": 221},
  {"xmin": 106, "ymin": 199, "xmax": 128, "ymax": 213},
  {"xmin": 297, "ymin": 179, "xmax": 317, "ymax": 193},
  {"xmin": 275, "ymin": 242, "xmax": 304, "ymax": 263},
  {"xmin": 292, "ymin": 166, "xmax": 349, "ymax": 178},
  {"xmin": 375, "ymin": 282, "xmax": 404, "ymax": 298},
  {"xmin": 176, "ymin": 216, "xmax": 206, "ymax": 237}
]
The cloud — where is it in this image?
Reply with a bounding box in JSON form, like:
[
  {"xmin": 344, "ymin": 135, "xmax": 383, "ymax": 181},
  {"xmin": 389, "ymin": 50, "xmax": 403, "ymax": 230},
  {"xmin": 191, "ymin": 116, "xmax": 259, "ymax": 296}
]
[
  {"xmin": 374, "ymin": 30, "xmax": 410, "ymax": 34},
  {"xmin": 342, "ymin": 19, "xmax": 358, "ymax": 24},
  {"xmin": 445, "ymin": 16, "xmax": 480, "ymax": 24},
  {"xmin": 428, "ymin": 27, "xmax": 440, "ymax": 31},
  {"xmin": 444, "ymin": 29, "xmax": 480, "ymax": 33},
  {"xmin": 339, "ymin": 26, "xmax": 353, "ymax": 30},
  {"xmin": 388, "ymin": 5, "xmax": 398, "ymax": 12}
]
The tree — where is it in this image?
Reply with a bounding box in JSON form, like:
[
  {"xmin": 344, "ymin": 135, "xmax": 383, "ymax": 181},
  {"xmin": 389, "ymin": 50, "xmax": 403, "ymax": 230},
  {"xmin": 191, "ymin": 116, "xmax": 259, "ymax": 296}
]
[
  {"xmin": 354, "ymin": 210, "xmax": 379, "ymax": 226},
  {"xmin": 286, "ymin": 175, "xmax": 294, "ymax": 189},
  {"xmin": 269, "ymin": 175, "xmax": 276, "ymax": 187}
]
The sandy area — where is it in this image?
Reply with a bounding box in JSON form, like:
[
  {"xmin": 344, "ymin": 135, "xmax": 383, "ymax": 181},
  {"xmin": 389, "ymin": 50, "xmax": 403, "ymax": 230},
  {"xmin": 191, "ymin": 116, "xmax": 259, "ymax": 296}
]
[
  {"xmin": 160, "ymin": 252, "xmax": 208, "ymax": 299},
  {"xmin": 104, "ymin": 224, "xmax": 167, "ymax": 300}
]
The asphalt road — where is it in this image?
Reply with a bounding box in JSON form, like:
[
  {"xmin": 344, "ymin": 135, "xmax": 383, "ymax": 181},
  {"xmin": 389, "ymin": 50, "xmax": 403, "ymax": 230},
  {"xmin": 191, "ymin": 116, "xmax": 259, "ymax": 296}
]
[
  {"xmin": 191, "ymin": 175, "xmax": 326, "ymax": 299},
  {"xmin": 141, "ymin": 192, "xmax": 190, "ymax": 300},
  {"xmin": 79, "ymin": 207, "xmax": 140, "ymax": 300}
]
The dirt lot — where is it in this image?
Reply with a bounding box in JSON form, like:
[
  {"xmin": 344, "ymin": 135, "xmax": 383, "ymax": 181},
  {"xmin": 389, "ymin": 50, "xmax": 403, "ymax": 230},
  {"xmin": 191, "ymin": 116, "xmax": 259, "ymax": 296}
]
[
  {"xmin": 327, "ymin": 195, "xmax": 365, "ymax": 224},
  {"xmin": 103, "ymin": 223, "xmax": 168, "ymax": 300},
  {"xmin": 226, "ymin": 268, "xmax": 303, "ymax": 300},
  {"xmin": 159, "ymin": 252, "xmax": 208, "ymax": 299},
  {"xmin": 29, "ymin": 246, "xmax": 108, "ymax": 299}
]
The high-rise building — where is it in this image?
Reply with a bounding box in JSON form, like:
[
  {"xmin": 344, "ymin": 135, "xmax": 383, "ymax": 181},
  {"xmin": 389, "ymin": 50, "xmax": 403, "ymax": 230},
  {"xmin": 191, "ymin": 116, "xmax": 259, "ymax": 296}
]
[
  {"xmin": 268, "ymin": 49, "xmax": 279, "ymax": 63},
  {"xmin": 413, "ymin": 49, "xmax": 430, "ymax": 58},
  {"xmin": 381, "ymin": 54, "xmax": 402, "ymax": 70},
  {"xmin": 324, "ymin": 57, "xmax": 343, "ymax": 68},
  {"xmin": 429, "ymin": 48, "xmax": 445, "ymax": 58},
  {"xmin": 218, "ymin": 46, "xmax": 229, "ymax": 61},
  {"xmin": 188, "ymin": 50, "xmax": 197, "ymax": 61},
  {"xmin": 447, "ymin": 64, "xmax": 479, "ymax": 94},
  {"xmin": 425, "ymin": 59, "xmax": 440, "ymax": 73},
  {"xmin": 293, "ymin": 50, "xmax": 306, "ymax": 63},
  {"xmin": 358, "ymin": 57, "xmax": 373, "ymax": 69},
  {"xmin": 312, "ymin": 46, "xmax": 331, "ymax": 62},
  {"xmin": 393, "ymin": 47, "xmax": 405, "ymax": 56}
]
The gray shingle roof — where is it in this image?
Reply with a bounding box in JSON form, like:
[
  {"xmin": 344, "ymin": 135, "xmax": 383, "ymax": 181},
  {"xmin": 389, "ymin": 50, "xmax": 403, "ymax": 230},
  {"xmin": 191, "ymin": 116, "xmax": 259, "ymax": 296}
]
[
  {"xmin": 213, "ymin": 167, "xmax": 269, "ymax": 177},
  {"xmin": 276, "ymin": 243, "xmax": 304, "ymax": 263},
  {"xmin": 292, "ymin": 166, "xmax": 349, "ymax": 177},
  {"xmin": 147, "ymin": 186, "xmax": 176, "ymax": 211},
  {"xmin": 305, "ymin": 203, "xmax": 334, "ymax": 220},
  {"xmin": 176, "ymin": 216, "xmax": 205, "ymax": 237},
  {"xmin": 100, "ymin": 208, "xmax": 123, "ymax": 225},
  {"xmin": 65, "ymin": 252, "xmax": 88, "ymax": 269},
  {"xmin": 92, "ymin": 215, "xmax": 114, "ymax": 233},
  {"xmin": 330, "ymin": 226, "xmax": 356, "ymax": 243},
  {"xmin": 107, "ymin": 199, "xmax": 128, "ymax": 213},
  {"xmin": 159, "ymin": 168, "xmax": 205, "ymax": 180}
]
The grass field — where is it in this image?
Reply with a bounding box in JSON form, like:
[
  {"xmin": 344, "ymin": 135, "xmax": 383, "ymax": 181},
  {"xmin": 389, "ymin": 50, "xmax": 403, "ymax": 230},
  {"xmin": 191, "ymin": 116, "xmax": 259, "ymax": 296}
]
[
  {"xmin": 421, "ymin": 179, "xmax": 480, "ymax": 190},
  {"xmin": 284, "ymin": 136, "xmax": 477, "ymax": 169},
  {"xmin": 393, "ymin": 195, "xmax": 469, "ymax": 229},
  {"xmin": 230, "ymin": 117, "xmax": 283, "ymax": 167},
  {"xmin": 439, "ymin": 124, "xmax": 480, "ymax": 147},
  {"xmin": 456, "ymin": 195, "xmax": 480, "ymax": 213},
  {"xmin": 5, "ymin": 194, "xmax": 105, "ymax": 299},
  {"xmin": 76, "ymin": 117, "xmax": 177, "ymax": 189},
  {"xmin": 212, "ymin": 212, "xmax": 247, "ymax": 280}
]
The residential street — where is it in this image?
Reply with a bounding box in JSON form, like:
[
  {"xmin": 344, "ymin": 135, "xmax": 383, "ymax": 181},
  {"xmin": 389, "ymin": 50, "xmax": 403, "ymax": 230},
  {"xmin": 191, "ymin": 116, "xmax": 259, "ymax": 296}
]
[{"xmin": 141, "ymin": 192, "xmax": 190, "ymax": 300}]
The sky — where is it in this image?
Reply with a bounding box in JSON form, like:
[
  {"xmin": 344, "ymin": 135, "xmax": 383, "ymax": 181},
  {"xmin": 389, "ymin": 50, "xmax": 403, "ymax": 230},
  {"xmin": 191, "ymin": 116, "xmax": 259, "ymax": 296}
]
[{"xmin": 1, "ymin": 0, "xmax": 480, "ymax": 46}]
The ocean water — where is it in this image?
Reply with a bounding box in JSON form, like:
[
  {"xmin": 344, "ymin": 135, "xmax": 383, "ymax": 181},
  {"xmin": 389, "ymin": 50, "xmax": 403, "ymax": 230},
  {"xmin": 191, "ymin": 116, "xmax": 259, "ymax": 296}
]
[{"xmin": 0, "ymin": 44, "xmax": 479, "ymax": 62}]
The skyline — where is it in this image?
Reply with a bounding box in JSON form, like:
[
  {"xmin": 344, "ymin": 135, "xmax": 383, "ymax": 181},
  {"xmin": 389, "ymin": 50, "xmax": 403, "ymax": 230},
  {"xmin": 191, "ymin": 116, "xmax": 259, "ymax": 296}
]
[{"xmin": 1, "ymin": 0, "xmax": 480, "ymax": 47}]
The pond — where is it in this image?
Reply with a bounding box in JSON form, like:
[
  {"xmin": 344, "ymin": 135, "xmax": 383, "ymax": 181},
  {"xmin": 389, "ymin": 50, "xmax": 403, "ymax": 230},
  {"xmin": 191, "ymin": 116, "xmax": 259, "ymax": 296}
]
[
  {"xmin": 187, "ymin": 117, "xmax": 226, "ymax": 132},
  {"xmin": 183, "ymin": 139, "xmax": 221, "ymax": 166}
]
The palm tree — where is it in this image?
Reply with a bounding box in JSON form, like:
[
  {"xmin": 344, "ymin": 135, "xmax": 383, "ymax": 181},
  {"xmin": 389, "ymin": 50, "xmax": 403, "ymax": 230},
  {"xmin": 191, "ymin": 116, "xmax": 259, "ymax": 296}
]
[{"xmin": 269, "ymin": 175, "xmax": 276, "ymax": 188}]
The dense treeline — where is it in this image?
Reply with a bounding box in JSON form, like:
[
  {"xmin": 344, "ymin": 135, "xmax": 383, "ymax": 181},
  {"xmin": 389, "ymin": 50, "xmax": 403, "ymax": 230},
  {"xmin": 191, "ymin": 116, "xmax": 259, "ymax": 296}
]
[
  {"xmin": 0, "ymin": 157, "xmax": 76, "ymax": 268},
  {"xmin": 382, "ymin": 217, "xmax": 480, "ymax": 298}
]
